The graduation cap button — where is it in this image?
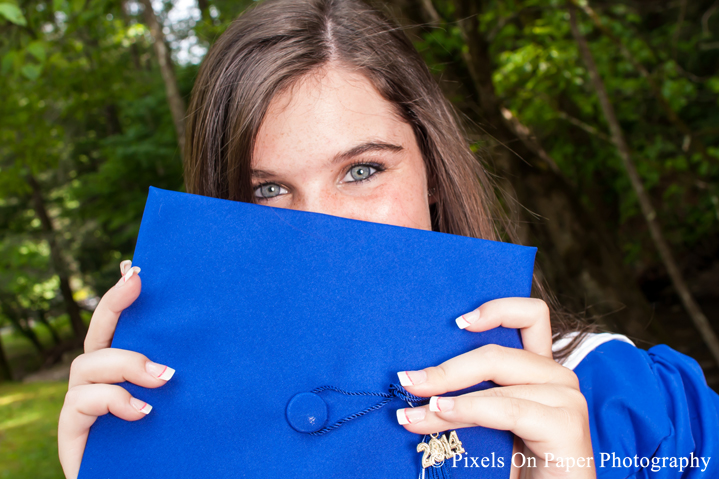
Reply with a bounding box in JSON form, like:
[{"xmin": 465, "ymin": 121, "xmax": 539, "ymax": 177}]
[{"xmin": 285, "ymin": 392, "xmax": 329, "ymax": 433}]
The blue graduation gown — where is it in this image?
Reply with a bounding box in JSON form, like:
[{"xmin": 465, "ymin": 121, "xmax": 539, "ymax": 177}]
[{"xmin": 574, "ymin": 339, "xmax": 719, "ymax": 477}]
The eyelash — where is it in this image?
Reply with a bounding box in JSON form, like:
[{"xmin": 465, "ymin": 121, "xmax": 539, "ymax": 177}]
[
  {"xmin": 252, "ymin": 160, "xmax": 387, "ymax": 201},
  {"xmin": 345, "ymin": 160, "xmax": 386, "ymax": 183}
]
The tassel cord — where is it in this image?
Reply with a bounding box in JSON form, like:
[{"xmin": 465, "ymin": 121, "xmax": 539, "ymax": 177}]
[{"xmin": 307, "ymin": 384, "xmax": 427, "ymax": 436}]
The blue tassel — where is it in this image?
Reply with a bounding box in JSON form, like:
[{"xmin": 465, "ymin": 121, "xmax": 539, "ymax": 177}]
[
  {"xmin": 306, "ymin": 383, "xmax": 428, "ymax": 435},
  {"xmin": 426, "ymin": 462, "xmax": 453, "ymax": 479}
]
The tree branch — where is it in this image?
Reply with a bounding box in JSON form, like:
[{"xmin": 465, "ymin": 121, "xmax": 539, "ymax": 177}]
[
  {"xmin": 554, "ymin": 109, "xmax": 612, "ymax": 143},
  {"xmin": 139, "ymin": 0, "xmax": 187, "ymax": 159},
  {"xmin": 702, "ymin": 0, "xmax": 719, "ymax": 39}
]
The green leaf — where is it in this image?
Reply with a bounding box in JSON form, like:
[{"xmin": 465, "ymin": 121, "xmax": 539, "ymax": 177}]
[
  {"xmin": 27, "ymin": 41, "xmax": 46, "ymax": 63},
  {"xmin": 1, "ymin": 50, "xmax": 16, "ymax": 75},
  {"xmin": 20, "ymin": 63, "xmax": 42, "ymax": 80},
  {"xmin": 708, "ymin": 77, "xmax": 719, "ymax": 94},
  {"xmin": 0, "ymin": 3, "xmax": 27, "ymax": 26}
]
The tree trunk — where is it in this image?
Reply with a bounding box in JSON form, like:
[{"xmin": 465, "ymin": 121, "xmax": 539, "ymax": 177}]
[
  {"xmin": 568, "ymin": 3, "xmax": 719, "ymax": 365},
  {"xmin": 37, "ymin": 309, "xmax": 61, "ymax": 346},
  {"xmin": 19, "ymin": 316, "xmax": 44, "ymax": 354},
  {"xmin": 0, "ymin": 333, "xmax": 13, "ymax": 382},
  {"xmin": 198, "ymin": 0, "xmax": 211, "ymax": 22},
  {"xmin": 387, "ymin": 0, "xmax": 661, "ymax": 344},
  {"xmin": 105, "ymin": 103, "xmax": 123, "ymax": 136},
  {"xmin": 0, "ymin": 299, "xmax": 45, "ymax": 355},
  {"xmin": 139, "ymin": 0, "xmax": 187, "ymax": 158},
  {"xmin": 26, "ymin": 173, "xmax": 87, "ymax": 339},
  {"xmin": 119, "ymin": 1, "xmax": 144, "ymax": 70}
]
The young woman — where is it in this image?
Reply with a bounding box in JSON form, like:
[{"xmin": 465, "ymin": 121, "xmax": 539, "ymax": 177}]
[{"xmin": 58, "ymin": 0, "xmax": 719, "ymax": 478}]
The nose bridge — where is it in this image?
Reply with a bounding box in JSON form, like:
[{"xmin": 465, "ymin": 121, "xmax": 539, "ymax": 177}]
[
  {"xmin": 294, "ymin": 181, "xmax": 342, "ymax": 217},
  {"xmin": 298, "ymin": 185, "xmax": 342, "ymax": 216}
]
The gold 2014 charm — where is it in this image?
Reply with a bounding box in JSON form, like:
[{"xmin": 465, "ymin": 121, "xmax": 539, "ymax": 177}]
[{"xmin": 416, "ymin": 430, "xmax": 465, "ymax": 468}]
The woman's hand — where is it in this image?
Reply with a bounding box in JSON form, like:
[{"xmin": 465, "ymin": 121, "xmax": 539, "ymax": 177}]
[
  {"xmin": 58, "ymin": 262, "xmax": 175, "ymax": 479},
  {"xmin": 396, "ymin": 298, "xmax": 595, "ymax": 479}
]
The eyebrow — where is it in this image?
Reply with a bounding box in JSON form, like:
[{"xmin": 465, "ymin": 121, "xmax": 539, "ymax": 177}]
[
  {"xmin": 330, "ymin": 141, "xmax": 404, "ymax": 165},
  {"xmin": 251, "ymin": 141, "xmax": 404, "ymax": 179}
]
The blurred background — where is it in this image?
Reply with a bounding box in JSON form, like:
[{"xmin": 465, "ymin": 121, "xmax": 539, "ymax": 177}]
[{"xmin": 1, "ymin": 0, "xmax": 718, "ymax": 477}]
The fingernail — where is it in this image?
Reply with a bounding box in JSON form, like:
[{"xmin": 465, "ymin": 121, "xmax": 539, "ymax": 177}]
[
  {"xmin": 429, "ymin": 396, "xmax": 455, "ymax": 413},
  {"xmin": 397, "ymin": 370, "xmax": 427, "ymax": 387},
  {"xmin": 396, "ymin": 407, "xmax": 426, "ymax": 425},
  {"xmin": 120, "ymin": 260, "xmax": 132, "ymax": 275},
  {"xmin": 116, "ymin": 266, "xmax": 141, "ymax": 289},
  {"xmin": 146, "ymin": 361, "xmax": 175, "ymax": 381},
  {"xmin": 455, "ymin": 309, "xmax": 480, "ymax": 329},
  {"xmin": 130, "ymin": 397, "xmax": 152, "ymax": 415}
]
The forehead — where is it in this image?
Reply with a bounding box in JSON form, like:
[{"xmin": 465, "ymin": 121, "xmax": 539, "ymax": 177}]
[{"xmin": 253, "ymin": 65, "xmax": 412, "ymax": 167}]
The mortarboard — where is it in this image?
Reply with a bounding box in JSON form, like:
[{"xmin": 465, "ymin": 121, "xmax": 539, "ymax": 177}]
[{"xmin": 79, "ymin": 186, "xmax": 537, "ymax": 478}]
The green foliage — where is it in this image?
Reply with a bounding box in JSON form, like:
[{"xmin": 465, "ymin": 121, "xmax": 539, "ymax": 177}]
[
  {"xmin": 0, "ymin": 3, "xmax": 27, "ymax": 26},
  {"xmin": 421, "ymin": 0, "xmax": 719, "ymax": 266}
]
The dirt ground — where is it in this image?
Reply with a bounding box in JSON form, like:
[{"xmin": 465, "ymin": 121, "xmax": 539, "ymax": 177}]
[{"xmin": 21, "ymin": 349, "xmax": 82, "ymax": 384}]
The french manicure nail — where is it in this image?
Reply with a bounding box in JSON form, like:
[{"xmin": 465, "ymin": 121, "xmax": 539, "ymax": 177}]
[
  {"xmin": 120, "ymin": 260, "xmax": 132, "ymax": 275},
  {"xmin": 146, "ymin": 361, "xmax": 175, "ymax": 381},
  {"xmin": 429, "ymin": 396, "xmax": 455, "ymax": 413},
  {"xmin": 396, "ymin": 407, "xmax": 426, "ymax": 425},
  {"xmin": 397, "ymin": 370, "xmax": 427, "ymax": 387},
  {"xmin": 455, "ymin": 309, "xmax": 480, "ymax": 329},
  {"xmin": 130, "ymin": 397, "xmax": 153, "ymax": 415},
  {"xmin": 116, "ymin": 266, "xmax": 141, "ymax": 289}
]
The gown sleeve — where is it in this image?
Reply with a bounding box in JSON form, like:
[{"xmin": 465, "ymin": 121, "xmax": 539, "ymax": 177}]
[{"xmin": 573, "ymin": 340, "xmax": 719, "ymax": 478}]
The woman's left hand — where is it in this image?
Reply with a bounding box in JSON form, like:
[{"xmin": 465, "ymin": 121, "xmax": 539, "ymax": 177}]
[{"xmin": 396, "ymin": 297, "xmax": 596, "ymax": 479}]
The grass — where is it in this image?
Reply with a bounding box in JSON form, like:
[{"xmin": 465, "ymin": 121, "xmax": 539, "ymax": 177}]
[
  {"xmin": 0, "ymin": 381, "xmax": 67, "ymax": 479},
  {"xmin": 0, "ymin": 314, "xmax": 90, "ymax": 479}
]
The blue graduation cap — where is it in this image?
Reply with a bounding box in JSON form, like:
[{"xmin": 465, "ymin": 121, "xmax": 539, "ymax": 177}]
[{"xmin": 79, "ymin": 187, "xmax": 536, "ymax": 479}]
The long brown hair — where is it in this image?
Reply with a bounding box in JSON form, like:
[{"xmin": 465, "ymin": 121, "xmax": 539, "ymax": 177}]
[{"xmin": 183, "ymin": 0, "xmax": 595, "ymax": 359}]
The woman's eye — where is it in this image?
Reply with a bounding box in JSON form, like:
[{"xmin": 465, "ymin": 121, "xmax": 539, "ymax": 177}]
[
  {"xmin": 254, "ymin": 183, "xmax": 288, "ymax": 199},
  {"xmin": 344, "ymin": 164, "xmax": 377, "ymax": 182}
]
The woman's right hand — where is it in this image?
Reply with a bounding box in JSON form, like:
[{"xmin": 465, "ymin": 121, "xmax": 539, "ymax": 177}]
[{"xmin": 58, "ymin": 261, "xmax": 175, "ymax": 479}]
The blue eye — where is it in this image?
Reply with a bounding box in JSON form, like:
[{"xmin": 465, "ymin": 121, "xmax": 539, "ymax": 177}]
[
  {"xmin": 254, "ymin": 183, "xmax": 287, "ymax": 199},
  {"xmin": 344, "ymin": 164, "xmax": 379, "ymax": 183}
]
